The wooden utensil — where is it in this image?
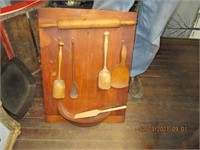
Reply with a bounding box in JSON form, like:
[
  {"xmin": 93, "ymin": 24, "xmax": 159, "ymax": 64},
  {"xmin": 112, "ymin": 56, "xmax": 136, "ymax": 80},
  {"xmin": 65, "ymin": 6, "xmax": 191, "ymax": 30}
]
[
  {"xmin": 39, "ymin": 18, "xmax": 137, "ymax": 29},
  {"xmin": 52, "ymin": 39, "xmax": 65, "ymax": 99},
  {"xmin": 39, "ymin": 18, "xmax": 137, "ymax": 30},
  {"xmin": 111, "ymin": 44, "xmax": 130, "ymax": 88},
  {"xmin": 70, "ymin": 38, "xmax": 79, "ymax": 99},
  {"xmin": 98, "ymin": 31, "xmax": 111, "ymax": 90},
  {"xmin": 58, "ymin": 102, "xmax": 110, "ymax": 125},
  {"xmin": 74, "ymin": 105, "xmax": 127, "ymax": 119}
]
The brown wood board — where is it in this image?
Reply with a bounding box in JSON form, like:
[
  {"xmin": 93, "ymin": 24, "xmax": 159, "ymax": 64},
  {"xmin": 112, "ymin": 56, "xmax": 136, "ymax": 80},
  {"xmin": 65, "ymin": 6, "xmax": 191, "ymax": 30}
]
[
  {"xmin": 3, "ymin": 13, "xmax": 39, "ymax": 72},
  {"xmin": 38, "ymin": 8, "xmax": 137, "ymax": 123}
]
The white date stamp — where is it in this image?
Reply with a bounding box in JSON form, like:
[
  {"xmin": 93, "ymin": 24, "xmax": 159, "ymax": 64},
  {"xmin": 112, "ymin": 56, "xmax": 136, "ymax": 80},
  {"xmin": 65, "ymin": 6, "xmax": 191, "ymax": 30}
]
[{"xmin": 138, "ymin": 125, "xmax": 187, "ymax": 132}]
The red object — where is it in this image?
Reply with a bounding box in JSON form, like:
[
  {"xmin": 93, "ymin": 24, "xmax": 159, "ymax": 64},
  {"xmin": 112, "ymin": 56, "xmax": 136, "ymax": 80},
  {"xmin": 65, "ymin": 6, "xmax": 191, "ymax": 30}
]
[
  {"xmin": 0, "ymin": 0, "xmax": 46, "ymax": 18},
  {"xmin": 0, "ymin": 0, "xmax": 46, "ymax": 59},
  {"xmin": 0, "ymin": 23, "xmax": 15, "ymax": 59}
]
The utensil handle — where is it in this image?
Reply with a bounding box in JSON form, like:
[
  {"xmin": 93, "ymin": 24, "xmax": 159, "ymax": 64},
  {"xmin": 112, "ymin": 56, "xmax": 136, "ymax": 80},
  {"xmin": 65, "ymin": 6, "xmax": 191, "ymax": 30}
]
[
  {"xmin": 101, "ymin": 106, "xmax": 127, "ymax": 113},
  {"xmin": 39, "ymin": 19, "xmax": 137, "ymax": 29},
  {"xmin": 121, "ymin": 44, "xmax": 127, "ymax": 65},
  {"xmin": 103, "ymin": 31, "xmax": 110, "ymax": 69},
  {"xmin": 39, "ymin": 22, "xmax": 57, "ymax": 28},
  {"xmin": 58, "ymin": 40, "xmax": 64, "ymax": 79},
  {"xmin": 121, "ymin": 20, "xmax": 137, "ymax": 25},
  {"xmin": 71, "ymin": 38, "xmax": 75, "ymax": 81}
]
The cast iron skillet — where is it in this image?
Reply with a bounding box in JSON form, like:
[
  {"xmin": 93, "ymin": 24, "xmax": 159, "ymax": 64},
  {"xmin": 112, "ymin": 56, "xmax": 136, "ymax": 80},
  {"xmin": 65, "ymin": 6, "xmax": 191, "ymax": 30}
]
[{"xmin": 1, "ymin": 57, "xmax": 36, "ymax": 119}]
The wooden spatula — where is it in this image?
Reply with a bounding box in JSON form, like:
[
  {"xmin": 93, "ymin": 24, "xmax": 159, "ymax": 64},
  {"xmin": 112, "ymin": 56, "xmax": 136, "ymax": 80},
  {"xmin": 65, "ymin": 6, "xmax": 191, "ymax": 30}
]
[
  {"xmin": 74, "ymin": 105, "xmax": 127, "ymax": 119},
  {"xmin": 111, "ymin": 44, "xmax": 130, "ymax": 88},
  {"xmin": 53, "ymin": 39, "xmax": 66, "ymax": 99},
  {"xmin": 98, "ymin": 31, "xmax": 111, "ymax": 90}
]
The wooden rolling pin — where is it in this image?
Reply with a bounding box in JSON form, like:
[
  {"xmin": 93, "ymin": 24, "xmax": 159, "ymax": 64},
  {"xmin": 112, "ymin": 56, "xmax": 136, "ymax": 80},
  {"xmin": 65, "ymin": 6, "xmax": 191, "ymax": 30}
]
[{"xmin": 39, "ymin": 18, "xmax": 137, "ymax": 29}]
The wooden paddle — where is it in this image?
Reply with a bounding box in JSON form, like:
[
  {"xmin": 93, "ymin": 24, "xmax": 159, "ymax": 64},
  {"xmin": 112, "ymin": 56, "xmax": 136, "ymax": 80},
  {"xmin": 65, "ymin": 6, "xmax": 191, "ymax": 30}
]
[
  {"xmin": 74, "ymin": 105, "xmax": 127, "ymax": 119},
  {"xmin": 98, "ymin": 31, "xmax": 111, "ymax": 90},
  {"xmin": 52, "ymin": 39, "xmax": 65, "ymax": 99},
  {"xmin": 111, "ymin": 44, "xmax": 130, "ymax": 88}
]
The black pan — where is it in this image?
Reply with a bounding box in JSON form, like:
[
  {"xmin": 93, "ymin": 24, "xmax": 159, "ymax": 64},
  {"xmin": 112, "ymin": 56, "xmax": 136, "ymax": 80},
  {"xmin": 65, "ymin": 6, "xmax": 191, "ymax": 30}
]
[{"xmin": 1, "ymin": 57, "xmax": 36, "ymax": 119}]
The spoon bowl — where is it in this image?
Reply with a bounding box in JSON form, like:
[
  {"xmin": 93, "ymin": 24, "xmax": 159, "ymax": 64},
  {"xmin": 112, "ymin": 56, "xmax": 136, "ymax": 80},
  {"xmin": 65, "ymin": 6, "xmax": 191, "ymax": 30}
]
[{"xmin": 70, "ymin": 81, "xmax": 79, "ymax": 99}]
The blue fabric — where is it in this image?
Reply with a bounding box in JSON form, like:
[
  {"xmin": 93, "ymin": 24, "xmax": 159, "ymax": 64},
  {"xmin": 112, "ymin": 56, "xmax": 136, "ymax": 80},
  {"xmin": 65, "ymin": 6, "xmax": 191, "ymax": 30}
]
[{"xmin": 92, "ymin": 0, "xmax": 181, "ymax": 77}]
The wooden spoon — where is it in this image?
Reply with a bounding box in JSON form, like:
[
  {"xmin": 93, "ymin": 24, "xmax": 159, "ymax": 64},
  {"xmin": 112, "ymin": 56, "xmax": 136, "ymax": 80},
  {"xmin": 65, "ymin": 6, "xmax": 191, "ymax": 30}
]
[
  {"xmin": 70, "ymin": 38, "xmax": 79, "ymax": 99},
  {"xmin": 111, "ymin": 44, "xmax": 130, "ymax": 88}
]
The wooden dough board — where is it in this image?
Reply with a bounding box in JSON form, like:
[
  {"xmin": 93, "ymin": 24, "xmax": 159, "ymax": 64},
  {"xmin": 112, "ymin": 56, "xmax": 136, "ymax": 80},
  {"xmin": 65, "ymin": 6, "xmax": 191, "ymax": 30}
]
[{"xmin": 38, "ymin": 8, "xmax": 137, "ymax": 124}]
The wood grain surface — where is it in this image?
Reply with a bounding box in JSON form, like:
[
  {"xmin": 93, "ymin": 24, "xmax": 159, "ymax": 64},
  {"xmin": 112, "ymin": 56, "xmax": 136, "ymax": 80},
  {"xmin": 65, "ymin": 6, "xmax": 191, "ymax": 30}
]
[
  {"xmin": 13, "ymin": 37, "xmax": 199, "ymax": 149},
  {"xmin": 39, "ymin": 8, "xmax": 137, "ymax": 124},
  {"xmin": 3, "ymin": 10, "xmax": 39, "ymax": 72}
]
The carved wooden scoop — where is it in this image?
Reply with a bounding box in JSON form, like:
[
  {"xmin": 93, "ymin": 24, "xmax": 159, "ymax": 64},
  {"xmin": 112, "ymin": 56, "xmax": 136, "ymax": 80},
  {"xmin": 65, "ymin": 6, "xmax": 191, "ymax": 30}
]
[
  {"xmin": 53, "ymin": 39, "xmax": 65, "ymax": 99},
  {"xmin": 111, "ymin": 44, "xmax": 130, "ymax": 88},
  {"xmin": 98, "ymin": 31, "xmax": 111, "ymax": 90}
]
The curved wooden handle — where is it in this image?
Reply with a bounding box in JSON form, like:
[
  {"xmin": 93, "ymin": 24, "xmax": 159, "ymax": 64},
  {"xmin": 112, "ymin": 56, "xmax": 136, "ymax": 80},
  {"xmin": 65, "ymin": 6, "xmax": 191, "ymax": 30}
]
[
  {"xmin": 39, "ymin": 19, "xmax": 137, "ymax": 29},
  {"xmin": 57, "ymin": 40, "xmax": 64, "ymax": 79}
]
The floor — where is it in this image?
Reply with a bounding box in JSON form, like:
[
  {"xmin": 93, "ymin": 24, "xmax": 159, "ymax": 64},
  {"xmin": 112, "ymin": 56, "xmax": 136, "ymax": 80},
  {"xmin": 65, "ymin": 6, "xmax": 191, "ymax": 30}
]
[{"xmin": 13, "ymin": 38, "xmax": 199, "ymax": 149}]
